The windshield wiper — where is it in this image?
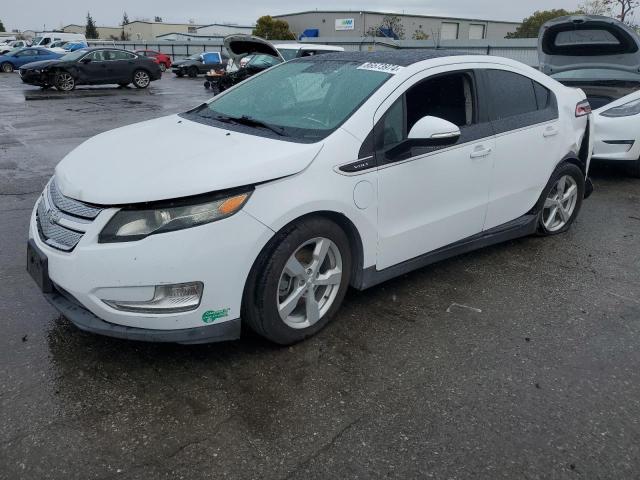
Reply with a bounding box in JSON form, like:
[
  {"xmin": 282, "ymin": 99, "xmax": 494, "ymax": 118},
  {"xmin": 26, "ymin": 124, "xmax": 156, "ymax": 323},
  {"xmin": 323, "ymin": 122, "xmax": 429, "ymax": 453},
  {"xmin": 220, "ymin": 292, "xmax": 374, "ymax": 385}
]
[{"xmin": 209, "ymin": 113, "xmax": 287, "ymax": 136}]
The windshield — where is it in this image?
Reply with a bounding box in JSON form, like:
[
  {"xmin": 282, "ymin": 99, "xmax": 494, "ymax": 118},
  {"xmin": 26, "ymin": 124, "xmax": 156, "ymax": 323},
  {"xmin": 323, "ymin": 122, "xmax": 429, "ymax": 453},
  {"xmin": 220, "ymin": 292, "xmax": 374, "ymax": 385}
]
[
  {"xmin": 60, "ymin": 49, "xmax": 90, "ymax": 61},
  {"xmin": 551, "ymin": 68, "xmax": 640, "ymax": 83},
  {"xmin": 188, "ymin": 59, "xmax": 392, "ymax": 141},
  {"xmin": 278, "ymin": 48, "xmax": 298, "ymax": 61}
]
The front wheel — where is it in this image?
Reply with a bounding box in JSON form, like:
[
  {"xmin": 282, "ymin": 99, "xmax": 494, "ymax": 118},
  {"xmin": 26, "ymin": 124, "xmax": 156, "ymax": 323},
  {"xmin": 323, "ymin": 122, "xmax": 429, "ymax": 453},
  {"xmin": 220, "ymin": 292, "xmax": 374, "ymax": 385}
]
[
  {"xmin": 132, "ymin": 69, "xmax": 150, "ymax": 88},
  {"xmin": 537, "ymin": 163, "xmax": 585, "ymax": 235},
  {"xmin": 1, "ymin": 62, "xmax": 14, "ymax": 73},
  {"xmin": 188, "ymin": 66, "xmax": 198, "ymax": 78},
  {"xmin": 55, "ymin": 71, "xmax": 75, "ymax": 91},
  {"xmin": 243, "ymin": 218, "xmax": 352, "ymax": 345},
  {"xmin": 632, "ymin": 158, "xmax": 640, "ymax": 178}
]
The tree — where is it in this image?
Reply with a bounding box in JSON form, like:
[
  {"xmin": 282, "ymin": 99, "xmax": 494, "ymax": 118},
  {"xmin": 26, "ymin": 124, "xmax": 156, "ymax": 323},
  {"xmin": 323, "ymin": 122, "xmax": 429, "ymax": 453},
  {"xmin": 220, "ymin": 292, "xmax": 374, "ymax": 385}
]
[
  {"xmin": 85, "ymin": 12, "xmax": 99, "ymax": 39},
  {"xmin": 120, "ymin": 11, "xmax": 130, "ymax": 41},
  {"xmin": 154, "ymin": 16, "xmax": 163, "ymax": 23},
  {"xmin": 253, "ymin": 16, "xmax": 295, "ymax": 40},
  {"xmin": 366, "ymin": 15, "xmax": 406, "ymax": 39},
  {"xmin": 0, "ymin": 19, "xmax": 5, "ymax": 32},
  {"xmin": 581, "ymin": 0, "xmax": 639, "ymax": 24},
  {"xmin": 412, "ymin": 29, "xmax": 430, "ymax": 40},
  {"xmin": 506, "ymin": 9, "xmax": 577, "ymax": 38}
]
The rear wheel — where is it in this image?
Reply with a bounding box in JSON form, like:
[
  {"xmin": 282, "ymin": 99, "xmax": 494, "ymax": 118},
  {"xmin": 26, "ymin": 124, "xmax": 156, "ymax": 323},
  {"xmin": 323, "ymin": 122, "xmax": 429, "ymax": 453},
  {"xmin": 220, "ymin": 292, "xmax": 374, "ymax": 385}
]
[
  {"xmin": 159, "ymin": 63, "xmax": 167, "ymax": 72},
  {"xmin": 242, "ymin": 217, "xmax": 352, "ymax": 345},
  {"xmin": 132, "ymin": 69, "xmax": 150, "ymax": 88},
  {"xmin": 537, "ymin": 163, "xmax": 585, "ymax": 235},
  {"xmin": 176, "ymin": 71, "xmax": 184, "ymax": 78},
  {"xmin": 1, "ymin": 62, "xmax": 13, "ymax": 73},
  {"xmin": 55, "ymin": 71, "xmax": 75, "ymax": 91},
  {"xmin": 188, "ymin": 66, "xmax": 198, "ymax": 78}
]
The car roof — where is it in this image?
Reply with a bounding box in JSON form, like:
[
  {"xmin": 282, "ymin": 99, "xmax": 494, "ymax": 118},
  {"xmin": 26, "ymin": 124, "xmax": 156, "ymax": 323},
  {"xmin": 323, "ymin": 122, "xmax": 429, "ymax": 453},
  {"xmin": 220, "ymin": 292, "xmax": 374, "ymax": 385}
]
[{"xmin": 299, "ymin": 50, "xmax": 465, "ymax": 67}]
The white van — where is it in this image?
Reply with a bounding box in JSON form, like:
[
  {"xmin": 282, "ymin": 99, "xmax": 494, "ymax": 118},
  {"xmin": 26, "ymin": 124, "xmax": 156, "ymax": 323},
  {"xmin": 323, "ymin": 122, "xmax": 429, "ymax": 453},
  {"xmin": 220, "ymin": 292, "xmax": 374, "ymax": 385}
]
[{"xmin": 32, "ymin": 32, "xmax": 86, "ymax": 47}]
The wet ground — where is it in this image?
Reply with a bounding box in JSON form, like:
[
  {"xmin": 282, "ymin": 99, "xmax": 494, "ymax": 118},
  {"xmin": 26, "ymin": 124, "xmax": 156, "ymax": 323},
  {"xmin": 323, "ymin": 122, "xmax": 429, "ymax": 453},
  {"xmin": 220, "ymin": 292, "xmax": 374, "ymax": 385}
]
[{"xmin": 1, "ymin": 72, "xmax": 639, "ymax": 479}]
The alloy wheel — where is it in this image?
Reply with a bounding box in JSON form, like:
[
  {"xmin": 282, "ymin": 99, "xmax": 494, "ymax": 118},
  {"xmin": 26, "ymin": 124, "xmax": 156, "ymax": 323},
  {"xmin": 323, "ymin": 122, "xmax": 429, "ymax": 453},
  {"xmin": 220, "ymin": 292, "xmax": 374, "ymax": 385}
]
[
  {"xmin": 134, "ymin": 70, "xmax": 150, "ymax": 87},
  {"xmin": 56, "ymin": 72, "xmax": 74, "ymax": 91},
  {"xmin": 277, "ymin": 237, "xmax": 343, "ymax": 329},
  {"xmin": 542, "ymin": 175, "xmax": 578, "ymax": 232},
  {"xmin": 1, "ymin": 62, "xmax": 13, "ymax": 73},
  {"xmin": 159, "ymin": 63, "xmax": 166, "ymax": 72}
]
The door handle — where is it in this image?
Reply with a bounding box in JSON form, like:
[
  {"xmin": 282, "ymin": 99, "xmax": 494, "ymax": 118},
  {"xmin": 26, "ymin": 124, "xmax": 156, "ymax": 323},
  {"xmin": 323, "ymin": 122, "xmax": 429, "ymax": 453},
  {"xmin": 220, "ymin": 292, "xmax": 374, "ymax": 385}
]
[
  {"xmin": 543, "ymin": 126, "xmax": 559, "ymax": 137},
  {"xmin": 470, "ymin": 146, "xmax": 492, "ymax": 159}
]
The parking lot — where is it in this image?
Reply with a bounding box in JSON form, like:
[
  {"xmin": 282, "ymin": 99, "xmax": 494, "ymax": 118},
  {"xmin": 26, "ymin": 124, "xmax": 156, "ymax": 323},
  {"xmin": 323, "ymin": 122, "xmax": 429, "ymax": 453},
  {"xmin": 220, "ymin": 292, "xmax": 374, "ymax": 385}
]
[{"xmin": 1, "ymin": 71, "xmax": 639, "ymax": 479}]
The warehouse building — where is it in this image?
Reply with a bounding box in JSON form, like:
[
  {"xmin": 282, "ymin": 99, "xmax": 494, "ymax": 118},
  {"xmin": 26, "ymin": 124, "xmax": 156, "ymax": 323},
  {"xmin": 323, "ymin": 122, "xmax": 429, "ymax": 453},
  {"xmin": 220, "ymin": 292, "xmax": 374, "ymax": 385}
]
[{"xmin": 273, "ymin": 10, "xmax": 520, "ymax": 41}]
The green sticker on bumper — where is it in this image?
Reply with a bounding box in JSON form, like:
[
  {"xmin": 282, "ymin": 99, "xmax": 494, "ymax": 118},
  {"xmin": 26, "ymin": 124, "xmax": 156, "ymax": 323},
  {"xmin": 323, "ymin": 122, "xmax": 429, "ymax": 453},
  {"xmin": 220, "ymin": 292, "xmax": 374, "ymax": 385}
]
[{"xmin": 202, "ymin": 308, "xmax": 230, "ymax": 324}]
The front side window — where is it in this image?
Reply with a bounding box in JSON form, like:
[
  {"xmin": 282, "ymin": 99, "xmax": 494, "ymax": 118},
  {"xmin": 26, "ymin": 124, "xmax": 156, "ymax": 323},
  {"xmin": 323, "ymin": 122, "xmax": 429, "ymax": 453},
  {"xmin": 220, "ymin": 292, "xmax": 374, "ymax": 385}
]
[
  {"xmin": 278, "ymin": 48, "xmax": 298, "ymax": 61},
  {"xmin": 186, "ymin": 59, "xmax": 393, "ymax": 142},
  {"xmin": 375, "ymin": 71, "xmax": 477, "ymax": 162}
]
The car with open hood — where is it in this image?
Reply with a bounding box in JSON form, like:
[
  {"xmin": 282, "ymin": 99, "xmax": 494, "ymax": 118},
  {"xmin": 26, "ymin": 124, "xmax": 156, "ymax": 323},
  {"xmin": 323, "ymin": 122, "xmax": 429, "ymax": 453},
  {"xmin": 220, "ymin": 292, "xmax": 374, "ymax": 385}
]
[
  {"xmin": 27, "ymin": 50, "xmax": 592, "ymax": 345},
  {"xmin": 540, "ymin": 14, "xmax": 640, "ymax": 176},
  {"xmin": 172, "ymin": 51, "xmax": 227, "ymax": 77},
  {"xmin": 275, "ymin": 43, "xmax": 345, "ymax": 61},
  {"xmin": 204, "ymin": 35, "xmax": 284, "ymax": 92},
  {"xmin": 18, "ymin": 47, "xmax": 162, "ymax": 91}
]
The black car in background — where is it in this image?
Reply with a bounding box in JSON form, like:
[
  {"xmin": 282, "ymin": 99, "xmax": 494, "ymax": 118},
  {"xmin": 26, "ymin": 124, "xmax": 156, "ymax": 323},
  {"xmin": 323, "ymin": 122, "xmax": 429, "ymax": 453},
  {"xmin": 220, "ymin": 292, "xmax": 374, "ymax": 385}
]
[
  {"xmin": 172, "ymin": 52, "xmax": 228, "ymax": 77},
  {"xmin": 19, "ymin": 47, "xmax": 162, "ymax": 91}
]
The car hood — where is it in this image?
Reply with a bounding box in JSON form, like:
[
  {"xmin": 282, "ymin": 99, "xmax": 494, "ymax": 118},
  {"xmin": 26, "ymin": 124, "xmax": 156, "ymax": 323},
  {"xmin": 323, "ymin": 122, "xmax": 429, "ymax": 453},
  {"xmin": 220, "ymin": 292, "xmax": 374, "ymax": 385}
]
[
  {"xmin": 224, "ymin": 35, "xmax": 284, "ymax": 63},
  {"xmin": 20, "ymin": 59, "xmax": 59, "ymax": 70},
  {"xmin": 54, "ymin": 114, "xmax": 323, "ymax": 205},
  {"xmin": 539, "ymin": 15, "xmax": 640, "ymax": 74}
]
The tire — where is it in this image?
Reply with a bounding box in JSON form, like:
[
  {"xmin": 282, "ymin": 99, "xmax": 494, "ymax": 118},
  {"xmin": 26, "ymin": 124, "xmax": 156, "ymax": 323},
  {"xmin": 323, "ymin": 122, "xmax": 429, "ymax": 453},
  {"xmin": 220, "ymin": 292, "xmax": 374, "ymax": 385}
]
[
  {"xmin": 1, "ymin": 62, "xmax": 14, "ymax": 73},
  {"xmin": 54, "ymin": 71, "xmax": 75, "ymax": 91},
  {"xmin": 132, "ymin": 69, "xmax": 151, "ymax": 89},
  {"xmin": 176, "ymin": 71, "xmax": 184, "ymax": 78},
  {"xmin": 188, "ymin": 66, "xmax": 198, "ymax": 78},
  {"xmin": 537, "ymin": 163, "xmax": 585, "ymax": 236},
  {"xmin": 242, "ymin": 217, "xmax": 352, "ymax": 345},
  {"xmin": 159, "ymin": 63, "xmax": 167, "ymax": 72},
  {"xmin": 203, "ymin": 80, "xmax": 210, "ymax": 89},
  {"xmin": 632, "ymin": 158, "xmax": 640, "ymax": 178}
]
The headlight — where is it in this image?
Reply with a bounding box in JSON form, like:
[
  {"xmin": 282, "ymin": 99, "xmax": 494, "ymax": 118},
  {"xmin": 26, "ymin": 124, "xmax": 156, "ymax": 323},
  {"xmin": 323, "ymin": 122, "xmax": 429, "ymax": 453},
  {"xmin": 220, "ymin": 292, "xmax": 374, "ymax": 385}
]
[
  {"xmin": 601, "ymin": 98, "xmax": 640, "ymax": 117},
  {"xmin": 99, "ymin": 190, "xmax": 252, "ymax": 243}
]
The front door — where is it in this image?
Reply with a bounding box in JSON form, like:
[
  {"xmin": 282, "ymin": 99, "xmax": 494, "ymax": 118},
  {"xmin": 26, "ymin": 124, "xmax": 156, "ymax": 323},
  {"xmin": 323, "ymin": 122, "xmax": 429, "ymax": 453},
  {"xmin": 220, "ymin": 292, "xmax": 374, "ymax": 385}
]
[{"xmin": 376, "ymin": 67, "xmax": 495, "ymax": 270}]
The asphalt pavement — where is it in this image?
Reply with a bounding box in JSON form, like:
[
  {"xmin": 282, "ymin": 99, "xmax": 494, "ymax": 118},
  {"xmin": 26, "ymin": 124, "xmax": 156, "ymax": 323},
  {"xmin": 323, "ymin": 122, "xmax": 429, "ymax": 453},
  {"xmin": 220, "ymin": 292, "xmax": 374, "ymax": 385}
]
[{"xmin": 1, "ymin": 72, "xmax": 639, "ymax": 480}]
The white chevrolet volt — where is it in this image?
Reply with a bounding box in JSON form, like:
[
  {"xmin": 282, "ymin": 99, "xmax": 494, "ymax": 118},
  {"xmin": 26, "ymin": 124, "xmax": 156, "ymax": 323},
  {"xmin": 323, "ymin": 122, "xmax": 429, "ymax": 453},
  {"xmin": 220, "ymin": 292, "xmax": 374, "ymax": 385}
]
[{"xmin": 28, "ymin": 51, "xmax": 593, "ymax": 345}]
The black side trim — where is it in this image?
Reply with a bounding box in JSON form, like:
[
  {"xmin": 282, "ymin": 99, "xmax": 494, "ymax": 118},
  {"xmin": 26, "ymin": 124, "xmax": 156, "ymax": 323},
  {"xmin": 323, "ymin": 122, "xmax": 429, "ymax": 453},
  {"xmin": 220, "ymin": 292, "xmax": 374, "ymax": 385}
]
[
  {"xmin": 45, "ymin": 288, "xmax": 241, "ymax": 344},
  {"xmin": 603, "ymin": 140, "xmax": 635, "ymax": 145},
  {"xmin": 355, "ymin": 214, "xmax": 538, "ymax": 290},
  {"xmin": 339, "ymin": 156, "xmax": 375, "ymax": 173}
]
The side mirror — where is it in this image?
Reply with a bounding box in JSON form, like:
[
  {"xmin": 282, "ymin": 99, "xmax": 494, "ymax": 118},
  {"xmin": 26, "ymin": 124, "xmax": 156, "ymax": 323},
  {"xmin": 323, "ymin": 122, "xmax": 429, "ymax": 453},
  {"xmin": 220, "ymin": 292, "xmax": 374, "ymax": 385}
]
[
  {"xmin": 80, "ymin": 57, "xmax": 92, "ymax": 64},
  {"xmin": 407, "ymin": 116, "xmax": 461, "ymax": 146}
]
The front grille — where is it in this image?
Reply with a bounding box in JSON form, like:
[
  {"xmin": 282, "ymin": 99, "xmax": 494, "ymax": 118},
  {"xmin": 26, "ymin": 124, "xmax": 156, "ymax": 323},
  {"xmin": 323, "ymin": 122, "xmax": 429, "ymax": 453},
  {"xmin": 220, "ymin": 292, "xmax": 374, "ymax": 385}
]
[{"xmin": 36, "ymin": 179, "xmax": 104, "ymax": 252}]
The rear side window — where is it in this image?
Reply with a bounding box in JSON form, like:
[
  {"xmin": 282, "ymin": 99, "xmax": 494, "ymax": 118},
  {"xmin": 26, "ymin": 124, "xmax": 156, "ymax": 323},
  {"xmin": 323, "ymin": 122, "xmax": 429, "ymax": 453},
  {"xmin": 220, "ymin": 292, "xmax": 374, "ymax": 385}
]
[
  {"xmin": 485, "ymin": 70, "xmax": 538, "ymax": 120},
  {"xmin": 533, "ymin": 82, "xmax": 551, "ymax": 109}
]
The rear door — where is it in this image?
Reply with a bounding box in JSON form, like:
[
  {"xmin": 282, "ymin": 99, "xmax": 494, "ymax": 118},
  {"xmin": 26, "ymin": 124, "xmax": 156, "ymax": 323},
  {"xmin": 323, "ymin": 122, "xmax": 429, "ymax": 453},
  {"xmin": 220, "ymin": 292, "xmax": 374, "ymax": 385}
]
[
  {"xmin": 110, "ymin": 50, "xmax": 137, "ymax": 82},
  {"xmin": 481, "ymin": 68, "xmax": 564, "ymax": 230},
  {"xmin": 539, "ymin": 15, "xmax": 640, "ymax": 75}
]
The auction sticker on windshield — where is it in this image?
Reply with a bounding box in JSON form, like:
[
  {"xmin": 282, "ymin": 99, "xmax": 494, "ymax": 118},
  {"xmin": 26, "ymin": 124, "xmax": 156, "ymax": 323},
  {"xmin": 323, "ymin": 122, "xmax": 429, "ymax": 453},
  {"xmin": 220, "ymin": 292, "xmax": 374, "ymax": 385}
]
[{"xmin": 357, "ymin": 62, "xmax": 404, "ymax": 74}]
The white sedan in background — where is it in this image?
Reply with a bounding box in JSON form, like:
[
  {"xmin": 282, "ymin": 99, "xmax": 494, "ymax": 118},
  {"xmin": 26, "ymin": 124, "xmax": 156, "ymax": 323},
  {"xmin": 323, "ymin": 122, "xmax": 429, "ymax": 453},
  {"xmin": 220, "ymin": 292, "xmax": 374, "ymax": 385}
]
[
  {"xmin": 28, "ymin": 51, "xmax": 592, "ymax": 345},
  {"xmin": 540, "ymin": 14, "xmax": 640, "ymax": 176}
]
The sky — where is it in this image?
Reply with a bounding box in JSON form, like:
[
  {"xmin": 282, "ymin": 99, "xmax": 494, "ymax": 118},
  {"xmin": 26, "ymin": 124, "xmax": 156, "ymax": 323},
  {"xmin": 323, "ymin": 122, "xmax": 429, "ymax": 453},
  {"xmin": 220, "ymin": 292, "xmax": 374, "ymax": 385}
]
[{"xmin": 3, "ymin": 0, "xmax": 584, "ymax": 31}]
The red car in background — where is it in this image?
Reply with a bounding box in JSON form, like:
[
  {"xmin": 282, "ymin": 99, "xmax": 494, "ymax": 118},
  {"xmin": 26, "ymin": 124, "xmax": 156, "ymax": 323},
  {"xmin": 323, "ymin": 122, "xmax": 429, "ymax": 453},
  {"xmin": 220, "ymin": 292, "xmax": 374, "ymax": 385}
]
[{"xmin": 134, "ymin": 50, "xmax": 172, "ymax": 72}]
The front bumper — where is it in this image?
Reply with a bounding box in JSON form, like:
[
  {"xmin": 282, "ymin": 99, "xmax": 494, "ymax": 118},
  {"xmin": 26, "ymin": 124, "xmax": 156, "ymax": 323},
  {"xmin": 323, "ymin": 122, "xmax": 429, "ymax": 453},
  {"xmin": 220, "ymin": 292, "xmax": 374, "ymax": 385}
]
[
  {"xmin": 29, "ymin": 194, "xmax": 273, "ymax": 340},
  {"xmin": 45, "ymin": 286, "xmax": 241, "ymax": 344},
  {"xmin": 592, "ymin": 112, "xmax": 640, "ymax": 161}
]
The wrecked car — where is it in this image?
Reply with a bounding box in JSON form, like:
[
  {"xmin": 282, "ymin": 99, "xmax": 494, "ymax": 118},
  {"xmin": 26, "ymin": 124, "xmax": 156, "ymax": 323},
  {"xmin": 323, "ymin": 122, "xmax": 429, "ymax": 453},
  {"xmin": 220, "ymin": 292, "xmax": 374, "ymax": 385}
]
[
  {"xmin": 204, "ymin": 35, "xmax": 283, "ymax": 92},
  {"xmin": 540, "ymin": 14, "xmax": 640, "ymax": 176},
  {"xmin": 18, "ymin": 47, "xmax": 161, "ymax": 91}
]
